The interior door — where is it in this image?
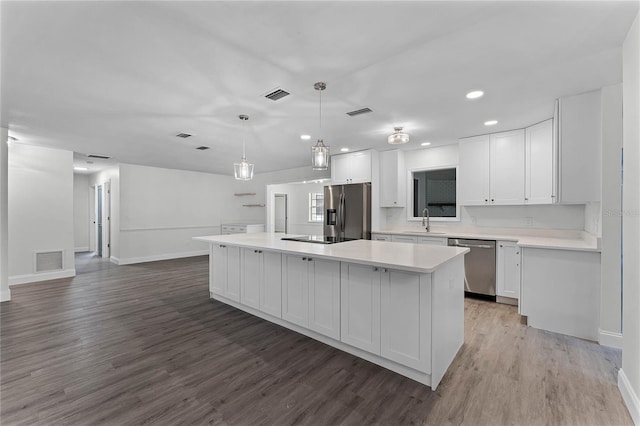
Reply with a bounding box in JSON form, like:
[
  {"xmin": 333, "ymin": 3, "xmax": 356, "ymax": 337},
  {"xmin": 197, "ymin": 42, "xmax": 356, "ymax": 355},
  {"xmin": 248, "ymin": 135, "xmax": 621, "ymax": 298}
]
[
  {"xmin": 97, "ymin": 185, "xmax": 102, "ymax": 256},
  {"xmin": 274, "ymin": 194, "xmax": 287, "ymax": 233}
]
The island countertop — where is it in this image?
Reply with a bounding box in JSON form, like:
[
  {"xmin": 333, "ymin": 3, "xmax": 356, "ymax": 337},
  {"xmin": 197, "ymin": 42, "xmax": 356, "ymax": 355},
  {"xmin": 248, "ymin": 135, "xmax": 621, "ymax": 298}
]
[{"xmin": 194, "ymin": 232, "xmax": 469, "ymax": 274}]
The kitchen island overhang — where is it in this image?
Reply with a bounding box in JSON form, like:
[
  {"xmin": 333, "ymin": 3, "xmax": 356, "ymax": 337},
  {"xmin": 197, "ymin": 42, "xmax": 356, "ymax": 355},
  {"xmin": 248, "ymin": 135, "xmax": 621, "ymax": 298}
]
[{"xmin": 194, "ymin": 233, "xmax": 469, "ymax": 390}]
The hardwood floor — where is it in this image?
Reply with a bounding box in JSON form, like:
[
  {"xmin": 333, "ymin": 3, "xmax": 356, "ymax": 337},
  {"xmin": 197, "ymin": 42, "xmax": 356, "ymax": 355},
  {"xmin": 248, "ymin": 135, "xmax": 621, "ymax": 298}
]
[{"xmin": 1, "ymin": 255, "xmax": 632, "ymax": 425}]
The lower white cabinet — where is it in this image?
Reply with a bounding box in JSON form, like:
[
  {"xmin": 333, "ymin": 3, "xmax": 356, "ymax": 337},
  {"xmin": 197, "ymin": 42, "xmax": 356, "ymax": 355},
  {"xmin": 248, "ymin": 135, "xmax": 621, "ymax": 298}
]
[
  {"xmin": 241, "ymin": 248, "xmax": 282, "ymax": 316},
  {"xmin": 371, "ymin": 233, "xmax": 391, "ymax": 241},
  {"xmin": 210, "ymin": 244, "xmax": 240, "ymax": 301},
  {"xmin": 391, "ymin": 235, "xmax": 418, "ymax": 244},
  {"xmin": 282, "ymin": 254, "xmax": 340, "ymax": 339},
  {"xmin": 496, "ymin": 241, "xmax": 520, "ymax": 301},
  {"xmin": 418, "ymin": 236, "xmax": 448, "ymax": 246},
  {"xmin": 340, "ymin": 263, "xmax": 381, "ymax": 354}
]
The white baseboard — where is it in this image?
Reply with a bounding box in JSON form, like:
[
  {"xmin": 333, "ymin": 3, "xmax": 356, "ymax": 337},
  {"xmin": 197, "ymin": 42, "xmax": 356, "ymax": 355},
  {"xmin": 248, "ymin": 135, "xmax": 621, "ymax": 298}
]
[
  {"xmin": 599, "ymin": 329, "xmax": 623, "ymax": 349},
  {"xmin": 619, "ymin": 368, "xmax": 640, "ymax": 425},
  {"xmin": 74, "ymin": 247, "xmax": 90, "ymax": 253},
  {"xmin": 114, "ymin": 250, "xmax": 208, "ymax": 265},
  {"xmin": 0, "ymin": 289, "xmax": 11, "ymax": 302},
  {"xmin": 9, "ymin": 268, "xmax": 76, "ymax": 286}
]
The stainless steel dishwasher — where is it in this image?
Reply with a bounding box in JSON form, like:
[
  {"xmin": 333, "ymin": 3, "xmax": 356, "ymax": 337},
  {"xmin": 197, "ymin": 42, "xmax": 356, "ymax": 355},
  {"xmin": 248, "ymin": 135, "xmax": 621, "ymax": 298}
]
[{"xmin": 447, "ymin": 238, "xmax": 496, "ymax": 299}]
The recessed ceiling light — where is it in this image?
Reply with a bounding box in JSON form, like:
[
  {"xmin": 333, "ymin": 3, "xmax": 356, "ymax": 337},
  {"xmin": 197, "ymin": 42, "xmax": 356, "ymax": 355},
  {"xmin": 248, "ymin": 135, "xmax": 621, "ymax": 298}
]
[
  {"xmin": 300, "ymin": 134, "xmax": 311, "ymax": 140},
  {"xmin": 421, "ymin": 142, "xmax": 431, "ymax": 146},
  {"xmin": 340, "ymin": 148, "xmax": 349, "ymax": 152},
  {"xmin": 484, "ymin": 120, "xmax": 498, "ymax": 126},
  {"xmin": 74, "ymin": 167, "xmax": 88, "ymax": 171},
  {"xmin": 466, "ymin": 90, "xmax": 484, "ymax": 99}
]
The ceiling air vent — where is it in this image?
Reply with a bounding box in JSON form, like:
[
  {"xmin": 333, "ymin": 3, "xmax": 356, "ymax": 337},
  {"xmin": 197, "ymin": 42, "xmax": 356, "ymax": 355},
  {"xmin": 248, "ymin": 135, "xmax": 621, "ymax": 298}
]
[
  {"xmin": 196, "ymin": 146, "xmax": 210, "ymax": 150},
  {"xmin": 264, "ymin": 88, "xmax": 290, "ymax": 101},
  {"xmin": 87, "ymin": 154, "xmax": 111, "ymax": 159},
  {"xmin": 346, "ymin": 107, "xmax": 373, "ymax": 117},
  {"xmin": 176, "ymin": 133, "xmax": 192, "ymax": 138}
]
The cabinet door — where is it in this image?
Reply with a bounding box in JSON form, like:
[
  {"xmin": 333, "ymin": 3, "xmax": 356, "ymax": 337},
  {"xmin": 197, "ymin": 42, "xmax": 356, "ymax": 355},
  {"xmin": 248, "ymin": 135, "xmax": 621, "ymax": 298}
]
[
  {"xmin": 525, "ymin": 119, "xmax": 554, "ymax": 204},
  {"xmin": 391, "ymin": 235, "xmax": 418, "ymax": 244},
  {"xmin": 371, "ymin": 234, "xmax": 391, "ymax": 241},
  {"xmin": 282, "ymin": 254, "xmax": 309, "ymax": 327},
  {"xmin": 241, "ymin": 248, "xmax": 262, "ymax": 309},
  {"xmin": 417, "ymin": 236, "xmax": 447, "ymax": 246},
  {"xmin": 210, "ymin": 244, "xmax": 227, "ymax": 295},
  {"xmin": 226, "ymin": 246, "xmax": 241, "ymax": 302},
  {"xmin": 459, "ymin": 135, "xmax": 491, "ymax": 205},
  {"xmin": 260, "ymin": 251, "xmax": 282, "ymax": 318},
  {"xmin": 381, "ymin": 270, "xmax": 429, "ymax": 371},
  {"xmin": 331, "ymin": 155, "xmax": 351, "ymax": 184},
  {"xmin": 490, "ymin": 130, "xmax": 525, "ymax": 205},
  {"xmin": 340, "ymin": 263, "xmax": 381, "ymax": 354},
  {"xmin": 497, "ymin": 241, "xmax": 521, "ymax": 300},
  {"xmin": 349, "ymin": 151, "xmax": 372, "ymax": 183},
  {"xmin": 379, "ymin": 150, "xmax": 405, "ymax": 207},
  {"xmin": 308, "ymin": 258, "xmax": 341, "ymax": 340}
]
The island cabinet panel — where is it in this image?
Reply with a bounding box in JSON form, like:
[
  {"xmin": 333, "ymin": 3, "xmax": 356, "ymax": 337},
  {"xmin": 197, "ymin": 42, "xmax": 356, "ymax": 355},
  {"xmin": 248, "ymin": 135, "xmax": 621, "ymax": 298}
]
[
  {"xmin": 210, "ymin": 244, "xmax": 240, "ymax": 302},
  {"xmin": 260, "ymin": 251, "xmax": 282, "ymax": 318},
  {"xmin": 381, "ymin": 270, "xmax": 431, "ymax": 372},
  {"xmin": 308, "ymin": 259, "xmax": 341, "ymax": 340},
  {"xmin": 340, "ymin": 263, "xmax": 381, "ymax": 355},
  {"xmin": 282, "ymin": 254, "xmax": 310, "ymax": 328},
  {"xmin": 241, "ymin": 248, "xmax": 262, "ymax": 309}
]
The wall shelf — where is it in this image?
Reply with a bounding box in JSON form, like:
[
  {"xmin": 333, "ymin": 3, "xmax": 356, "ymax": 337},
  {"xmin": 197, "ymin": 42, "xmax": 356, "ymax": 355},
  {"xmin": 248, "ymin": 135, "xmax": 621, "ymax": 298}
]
[
  {"xmin": 243, "ymin": 204, "xmax": 265, "ymax": 207},
  {"xmin": 234, "ymin": 192, "xmax": 256, "ymax": 196}
]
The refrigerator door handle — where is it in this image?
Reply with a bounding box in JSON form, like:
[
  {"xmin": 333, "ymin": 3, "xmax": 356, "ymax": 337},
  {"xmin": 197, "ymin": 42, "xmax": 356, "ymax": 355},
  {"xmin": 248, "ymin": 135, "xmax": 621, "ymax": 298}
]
[{"xmin": 340, "ymin": 193, "xmax": 346, "ymax": 233}]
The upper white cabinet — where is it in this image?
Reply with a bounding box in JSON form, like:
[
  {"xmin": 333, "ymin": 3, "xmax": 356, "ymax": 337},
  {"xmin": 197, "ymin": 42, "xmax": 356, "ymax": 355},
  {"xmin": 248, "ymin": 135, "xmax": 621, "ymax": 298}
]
[
  {"xmin": 496, "ymin": 241, "xmax": 520, "ymax": 301},
  {"xmin": 331, "ymin": 150, "xmax": 372, "ymax": 184},
  {"xmin": 525, "ymin": 119, "xmax": 555, "ymax": 204},
  {"xmin": 459, "ymin": 130, "xmax": 525, "ymax": 205},
  {"xmin": 379, "ymin": 150, "xmax": 406, "ymax": 207}
]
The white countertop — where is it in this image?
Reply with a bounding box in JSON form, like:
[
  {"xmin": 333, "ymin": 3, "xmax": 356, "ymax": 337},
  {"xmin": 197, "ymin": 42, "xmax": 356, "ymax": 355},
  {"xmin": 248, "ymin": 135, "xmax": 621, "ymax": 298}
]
[
  {"xmin": 194, "ymin": 233, "xmax": 469, "ymax": 274},
  {"xmin": 373, "ymin": 226, "xmax": 600, "ymax": 252}
]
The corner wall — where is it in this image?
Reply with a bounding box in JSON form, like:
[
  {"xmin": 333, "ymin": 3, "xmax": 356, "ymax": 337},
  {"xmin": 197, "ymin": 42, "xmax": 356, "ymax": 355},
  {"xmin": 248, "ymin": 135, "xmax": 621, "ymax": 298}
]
[
  {"xmin": 8, "ymin": 144, "xmax": 75, "ymax": 285},
  {"xmin": 0, "ymin": 127, "xmax": 9, "ymax": 301},
  {"xmin": 620, "ymin": 11, "xmax": 640, "ymax": 426},
  {"xmin": 73, "ymin": 173, "xmax": 90, "ymax": 252}
]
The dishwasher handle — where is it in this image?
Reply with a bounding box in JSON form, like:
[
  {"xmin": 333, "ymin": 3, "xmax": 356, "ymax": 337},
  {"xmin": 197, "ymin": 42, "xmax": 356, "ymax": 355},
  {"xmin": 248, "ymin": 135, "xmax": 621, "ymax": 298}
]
[{"xmin": 450, "ymin": 243, "xmax": 494, "ymax": 249}]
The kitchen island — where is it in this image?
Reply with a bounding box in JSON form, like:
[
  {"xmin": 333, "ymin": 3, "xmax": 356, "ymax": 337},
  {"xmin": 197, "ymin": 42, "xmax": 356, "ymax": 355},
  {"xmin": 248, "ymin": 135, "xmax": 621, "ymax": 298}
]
[{"xmin": 193, "ymin": 232, "xmax": 469, "ymax": 390}]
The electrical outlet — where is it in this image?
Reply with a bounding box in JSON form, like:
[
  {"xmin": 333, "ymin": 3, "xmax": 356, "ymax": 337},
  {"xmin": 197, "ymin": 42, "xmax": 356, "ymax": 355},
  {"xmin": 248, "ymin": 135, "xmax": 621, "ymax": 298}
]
[{"xmin": 525, "ymin": 217, "xmax": 533, "ymax": 227}]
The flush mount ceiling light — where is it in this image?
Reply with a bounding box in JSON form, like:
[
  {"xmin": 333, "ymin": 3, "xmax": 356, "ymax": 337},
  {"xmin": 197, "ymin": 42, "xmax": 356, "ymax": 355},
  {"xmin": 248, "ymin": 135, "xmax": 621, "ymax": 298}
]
[
  {"xmin": 234, "ymin": 114, "xmax": 254, "ymax": 181},
  {"xmin": 484, "ymin": 120, "xmax": 498, "ymax": 126},
  {"xmin": 387, "ymin": 127, "xmax": 410, "ymax": 145},
  {"xmin": 466, "ymin": 90, "xmax": 484, "ymax": 99},
  {"xmin": 311, "ymin": 82, "xmax": 330, "ymax": 170}
]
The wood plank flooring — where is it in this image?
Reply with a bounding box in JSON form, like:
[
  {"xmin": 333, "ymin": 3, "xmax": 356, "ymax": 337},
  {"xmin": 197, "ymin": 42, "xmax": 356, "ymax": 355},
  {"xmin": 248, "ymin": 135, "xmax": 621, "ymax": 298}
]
[{"xmin": 0, "ymin": 254, "xmax": 632, "ymax": 425}]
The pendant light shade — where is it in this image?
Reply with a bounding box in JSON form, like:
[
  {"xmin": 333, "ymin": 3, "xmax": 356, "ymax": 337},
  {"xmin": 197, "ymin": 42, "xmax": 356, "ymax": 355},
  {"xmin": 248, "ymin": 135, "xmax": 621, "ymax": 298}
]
[
  {"xmin": 234, "ymin": 114, "xmax": 254, "ymax": 180},
  {"xmin": 312, "ymin": 82, "xmax": 330, "ymax": 170},
  {"xmin": 388, "ymin": 127, "xmax": 410, "ymax": 144}
]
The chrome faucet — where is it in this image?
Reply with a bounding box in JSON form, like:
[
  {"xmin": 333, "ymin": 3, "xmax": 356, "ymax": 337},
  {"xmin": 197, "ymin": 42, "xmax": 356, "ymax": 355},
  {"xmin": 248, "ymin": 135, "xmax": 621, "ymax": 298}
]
[{"xmin": 422, "ymin": 207, "xmax": 430, "ymax": 232}]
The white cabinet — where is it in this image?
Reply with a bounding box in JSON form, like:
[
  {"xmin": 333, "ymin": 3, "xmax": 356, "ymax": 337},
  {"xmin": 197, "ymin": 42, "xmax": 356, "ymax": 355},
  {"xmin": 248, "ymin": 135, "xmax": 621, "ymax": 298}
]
[
  {"xmin": 221, "ymin": 223, "xmax": 265, "ymax": 235},
  {"xmin": 282, "ymin": 254, "xmax": 340, "ymax": 339},
  {"xmin": 241, "ymin": 248, "xmax": 282, "ymax": 316},
  {"xmin": 210, "ymin": 244, "xmax": 240, "ymax": 301},
  {"xmin": 525, "ymin": 119, "xmax": 555, "ymax": 204},
  {"xmin": 381, "ymin": 269, "xmax": 431, "ymax": 371},
  {"xmin": 379, "ymin": 150, "xmax": 406, "ymax": 207},
  {"xmin": 340, "ymin": 263, "xmax": 381, "ymax": 354},
  {"xmin": 496, "ymin": 241, "xmax": 520, "ymax": 301},
  {"xmin": 371, "ymin": 233, "xmax": 391, "ymax": 241},
  {"xmin": 331, "ymin": 150, "xmax": 372, "ymax": 184},
  {"xmin": 459, "ymin": 130, "xmax": 525, "ymax": 205},
  {"xmin": 391, "ymin": 235, "xmax": 418, "ymax": 244},
  {"xmin": 418, "ymin": 236, "xmax": 448, "ymax": 246}
]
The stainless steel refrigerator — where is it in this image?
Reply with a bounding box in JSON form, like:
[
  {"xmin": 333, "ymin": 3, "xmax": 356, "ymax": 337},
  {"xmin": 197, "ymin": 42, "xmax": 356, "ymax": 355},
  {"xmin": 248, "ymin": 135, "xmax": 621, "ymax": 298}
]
[{"xmin": 324, "ymin": 183, "xmax": 371, "ymax": 240}]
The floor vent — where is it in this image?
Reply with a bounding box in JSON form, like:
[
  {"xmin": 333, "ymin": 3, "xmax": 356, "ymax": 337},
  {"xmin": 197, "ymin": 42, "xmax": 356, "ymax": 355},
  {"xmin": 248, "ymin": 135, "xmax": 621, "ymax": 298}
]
[
  {"xmin": 264, "ymin": 88, "xmax": 290, "ymax": 101},
  {"xmin": 35, "ymin": 251, "xmax": 63, "ymax": 272},
  {"xmin": 346, "ymin": 107, "xmax": 373, "ymax": 117}
]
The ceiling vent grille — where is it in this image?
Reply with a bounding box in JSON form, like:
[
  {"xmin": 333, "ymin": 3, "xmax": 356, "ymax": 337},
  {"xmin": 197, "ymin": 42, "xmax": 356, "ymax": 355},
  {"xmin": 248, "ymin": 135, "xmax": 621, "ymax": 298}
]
[
  {"xmin": 35, "ymin": 250, "xmax": 63, "ymax": 272},
  {"xmin": 196, "ymin": 146, "xmax": 210, "ymax": 150},
  {"xmin": 346, "ymin": 107, "xmax": 373, "ymax": 117},
  {"xmin": 176, "ymin": 133, "xmax": 192, "ymax": 138},
  {"xmin": 87, "ymin": 154, "xmax": 111, "ymax": 159},
  {"xmin": 264, "ymin": 88, "xmax": 290, "ymax": 101}
]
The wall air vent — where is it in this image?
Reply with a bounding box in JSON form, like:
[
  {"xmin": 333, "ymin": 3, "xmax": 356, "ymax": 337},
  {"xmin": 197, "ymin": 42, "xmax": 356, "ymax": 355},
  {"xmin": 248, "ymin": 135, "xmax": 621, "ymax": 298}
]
[
  {"xmin": 346, "ymin": 107, "xmax": 373, "ymax": 117},
  {"xmin": 35, "ymin": 250, "xmax": 63, "ymax": 272},
  {"xmin": 264, "ymin": 88, "xmax": 290, "ymax": 101},
  {"xmin": 87, "ymin": 154, "xmax": 111, "ymax": 159},
  {"xmin": 176, "ymin": 133, "xmax": 192, "ymax": 138},
  {"xmin": 196, "ymin": 146, "xmax": 210, "ymax": 150}
]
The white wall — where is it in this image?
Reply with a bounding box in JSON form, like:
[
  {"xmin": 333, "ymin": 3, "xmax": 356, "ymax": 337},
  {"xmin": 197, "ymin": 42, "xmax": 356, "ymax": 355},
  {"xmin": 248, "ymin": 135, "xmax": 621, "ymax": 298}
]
[
  {"xmin": 73, "ymin": 173, "xmax": 90, "ymax": 252},
  {"xmin": 1, "ymin": 128, "xmax": 9, "ymax": 301},
  {"xmin": 620, "ymin": 12, "xmax": 640, "ymax": 425},
  {"xmin": 382, "ymin": 144, "xmax": 587, "ymax": 231},
  {"xmin": 8, "ymin": 144, "xmax": 75, "ymax": 285}
]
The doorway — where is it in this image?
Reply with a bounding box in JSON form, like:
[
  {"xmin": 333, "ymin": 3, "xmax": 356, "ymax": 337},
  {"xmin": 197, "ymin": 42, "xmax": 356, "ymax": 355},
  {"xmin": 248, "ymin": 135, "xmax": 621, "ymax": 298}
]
[
  {"xmin": 94, "ymin": 181, "xmax": 111, "ymax": 259},
  {"xmin": 97, "ymin": 185, "xmax": 103, "ymax": 256},
  {"xmin": 274, "ymin": 194, "xmax": 287, "ymax": 233}
]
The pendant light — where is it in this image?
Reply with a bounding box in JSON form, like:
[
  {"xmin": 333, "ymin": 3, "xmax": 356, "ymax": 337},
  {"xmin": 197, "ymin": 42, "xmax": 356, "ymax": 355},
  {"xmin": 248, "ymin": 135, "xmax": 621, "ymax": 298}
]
[
  {"xmin": 311, "ymin": 82, "xmax": 330, "ymax": 170},
  {"xmin": 234, "ymin": 114, "xmax": 254, "ymax": 180},
  {"xmin": 388, "ymin": 127, "xmax": 410, "ymax": 144}
]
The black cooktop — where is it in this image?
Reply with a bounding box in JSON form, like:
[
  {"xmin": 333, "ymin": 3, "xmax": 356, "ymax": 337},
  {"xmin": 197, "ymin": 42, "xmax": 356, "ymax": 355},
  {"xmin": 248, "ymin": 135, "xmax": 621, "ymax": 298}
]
[{"xmin": 280, "ymin": 235, "xmax": 359, "ymax": 245}]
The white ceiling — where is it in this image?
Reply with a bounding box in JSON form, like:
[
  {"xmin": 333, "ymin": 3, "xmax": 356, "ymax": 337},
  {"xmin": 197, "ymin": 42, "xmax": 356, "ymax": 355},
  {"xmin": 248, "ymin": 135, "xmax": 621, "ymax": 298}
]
[{"xmin": 2, "ymin": 1, "xmax": 637, "ymax": 175}]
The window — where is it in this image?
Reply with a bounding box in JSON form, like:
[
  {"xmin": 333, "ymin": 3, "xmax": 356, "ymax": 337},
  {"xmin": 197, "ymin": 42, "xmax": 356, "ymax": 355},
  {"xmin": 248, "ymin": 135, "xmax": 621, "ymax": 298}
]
[
  {"xmin": 410, "ymin": 167, "xmax": 459, "ymax": 221},
  {"xmin": 309, "ymin": 192, "xmax": 324, "ymax": 222}
]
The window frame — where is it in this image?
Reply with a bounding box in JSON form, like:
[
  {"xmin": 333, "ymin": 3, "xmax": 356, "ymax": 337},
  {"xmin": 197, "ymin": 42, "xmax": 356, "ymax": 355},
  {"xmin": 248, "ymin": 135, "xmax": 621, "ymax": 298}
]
[
  {"xmin": 308, "ymin": 192, "xmax": 324, "ymax": 223},
  {"xmin": 406, "ymin": 165, "xmax": 461, "ymax": 222}
]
